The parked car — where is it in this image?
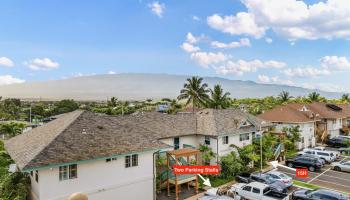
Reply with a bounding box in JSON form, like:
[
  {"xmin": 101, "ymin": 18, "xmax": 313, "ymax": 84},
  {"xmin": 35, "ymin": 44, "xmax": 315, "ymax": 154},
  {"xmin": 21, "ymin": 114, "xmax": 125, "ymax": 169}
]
[
  {"xmin": 326, "ymin": 136, "xmax": 350, "ymax": 148},
  {"xmin": 232, "ymin": 182, "xmax": 289, "ymax": 200},
  {"xmin": 291, "ymin": 188, "xmax": 349, "ymax": 200},
  {"xmin": 299, "ymin": 148, "xmax": 336, "ymax": 163},
  {"xmin": 295, "ymin": 153, "xmax": 325, "ymax": 166},
  {"xmin": 236, "ymin": 172, "xmax": 289, "ymax": 194},
  {"xmin": 312, "ymin": 146, "xmax": 341, "ymax": 160},
  {"xmin": 265, "ymin": 171, "xmax": 293, "ymax": 188},
  {"xmin": 331, "ymin": 161, "xmax": 350, "ymax": 172},
  {"xmin": 285, "ymin": 156, "xmax": 322, "ymax": 172},
  {"xmin": 338, "ymin": 147, "xmax": 350, "ymax": 155}
]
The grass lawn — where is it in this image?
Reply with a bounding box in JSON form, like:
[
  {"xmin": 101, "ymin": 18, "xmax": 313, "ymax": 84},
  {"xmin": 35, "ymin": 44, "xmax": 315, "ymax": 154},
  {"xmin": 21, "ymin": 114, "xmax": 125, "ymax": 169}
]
[
  {"xmin": 198, "ymin": 176, "xmax": 233, "ymax": 188},
  {"xmin": 210, "ymin": 177, "xmax": 233, "ymax": 188}
]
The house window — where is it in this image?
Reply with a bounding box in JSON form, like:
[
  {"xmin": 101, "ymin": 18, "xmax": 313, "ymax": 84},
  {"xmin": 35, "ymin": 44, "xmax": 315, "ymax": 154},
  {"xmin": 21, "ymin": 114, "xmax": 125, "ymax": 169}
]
[
  {"xmin": 239, "ymin": 133, "xmax": 250, "ymax": 141},
  {"xmin": 59, "ymin": 164, "xmax": 77, "ymax": 181},
  {"xmin": 125, "ymin": 154, "xmax": 138, "ymax": 168},
  {"xmin": 174, "ymin": 137, "xmax": 180, "ymax": 150},
  {"xmin": 59, "ymin": 166, "xmax": 68, "ymax": 181},
  {"xmin": 205, "ymin": 136, "xmax": 210, "ymax": 145},
  {"xmin": 69, "ymin": 164, "xmax": 78, "ymax": 179},
  {"xmin": 35, "ymin": 170, "xmax": 39, "ymax": 183},
  {"xmin": 106, "ymin": 157, "xmax": 117, "ymax": 162},
  {"xmin": 222, "ymin": 136, "xmax": 229, "ymax": 144},
  {"xmin": 125, "ymin": 156, "xmax": 131, "ymax": 168},
  {"xmin": 132, "ymin": 154, "xmax": 138, "ymax": 166}
]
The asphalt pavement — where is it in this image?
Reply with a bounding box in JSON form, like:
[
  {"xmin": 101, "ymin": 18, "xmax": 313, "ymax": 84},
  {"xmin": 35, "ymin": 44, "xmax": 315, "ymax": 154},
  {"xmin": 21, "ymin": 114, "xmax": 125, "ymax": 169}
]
[{"xmin": 276, "ymin": 157, "xmax": 350, "ymax": 193}]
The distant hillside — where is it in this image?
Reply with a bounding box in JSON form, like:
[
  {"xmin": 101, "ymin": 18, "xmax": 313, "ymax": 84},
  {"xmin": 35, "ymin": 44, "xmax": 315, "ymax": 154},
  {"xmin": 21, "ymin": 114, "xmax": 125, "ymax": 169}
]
[{"xmin": 0, "ymin": 73, "xmax": 342, "ymax": 101}]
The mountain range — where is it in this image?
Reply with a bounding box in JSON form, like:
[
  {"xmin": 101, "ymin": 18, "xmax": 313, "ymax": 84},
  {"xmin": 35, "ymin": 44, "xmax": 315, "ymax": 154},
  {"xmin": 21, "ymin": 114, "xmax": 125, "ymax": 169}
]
[{"xmin": 0, "ymin": 73, "xmax": 342, "ymax": 101}]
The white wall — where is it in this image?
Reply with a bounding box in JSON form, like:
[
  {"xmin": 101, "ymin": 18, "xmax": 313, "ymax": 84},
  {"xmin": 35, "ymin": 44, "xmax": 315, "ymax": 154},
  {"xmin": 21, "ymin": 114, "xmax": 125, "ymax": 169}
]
[
  {"xmin": 275, "ymin": 122, "xmax": 315, "ymax": 149},
  {"xmin": 29, "ymin": 172, "xmax": 40, "ymax": 200},
  {"xmin": 217, "ymin": 132, "xmax": 253, "ymax": 157},
  {"xmin": 34, "ymin": 151, "xmax": 155, "ymax": 200},
  {"xmin": 327, "ymin": 119, "xmax": 342, "ymax": 138}
]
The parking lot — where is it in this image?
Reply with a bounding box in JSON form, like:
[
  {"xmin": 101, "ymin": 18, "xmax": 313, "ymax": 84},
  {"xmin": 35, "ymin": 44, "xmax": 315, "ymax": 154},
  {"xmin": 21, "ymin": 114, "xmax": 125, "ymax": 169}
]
[{"xmin": 276, "ymin": 157, "xmax": 350, "ymax": 193}]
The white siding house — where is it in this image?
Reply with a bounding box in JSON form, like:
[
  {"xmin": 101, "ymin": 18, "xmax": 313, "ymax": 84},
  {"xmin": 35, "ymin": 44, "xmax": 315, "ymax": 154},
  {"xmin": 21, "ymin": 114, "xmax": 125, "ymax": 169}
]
[
  {"xmin": 259, "ymin": 104, "xmax": 317, "ymax": 150},
  {"xmin": 5, "ymin": 108, "xmax": 269, "ymax": 200},
  {"xmin": 30, "ymin": 152, "xmax": 155, "ymax": 200},
  {"xmin": 275, "ymin": 122, "xmax": 316, "ymax": 149}
]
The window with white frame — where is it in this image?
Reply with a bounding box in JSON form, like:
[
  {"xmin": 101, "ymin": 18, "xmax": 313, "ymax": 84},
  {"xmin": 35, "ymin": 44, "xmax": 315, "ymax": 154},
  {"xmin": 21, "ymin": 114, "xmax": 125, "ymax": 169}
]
[
  {"xmin": 125, "ymin": 154, "xmax": 138, "ymax": 168},
  {"xmin": 59, "ymin": 164, "xmax": 77, "ymax": 181},
  {"xmin": 239, "ymin": 133, "xmax": 250, "ymax": 141},
  {"xmin": 204, "ymin": 136, "xmax": 210, "ymax": 145},
  {"xmin": 106, "ymin": 157, "xmax": 117, "ymax": 162},
  {"xmin": 222, "ymin": 136, "xmax": 229, "ymax": 144}
]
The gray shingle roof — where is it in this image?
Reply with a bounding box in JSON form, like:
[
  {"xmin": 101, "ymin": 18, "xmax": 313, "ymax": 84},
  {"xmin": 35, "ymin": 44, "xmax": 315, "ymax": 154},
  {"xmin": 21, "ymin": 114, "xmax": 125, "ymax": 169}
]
[
  {"xmin": 5, "ymin": 108, "xmax": 269, "ymax": 171},
  {"xmin": 5, "ymin": 111, "xmax": 170, "ymax": 171}
]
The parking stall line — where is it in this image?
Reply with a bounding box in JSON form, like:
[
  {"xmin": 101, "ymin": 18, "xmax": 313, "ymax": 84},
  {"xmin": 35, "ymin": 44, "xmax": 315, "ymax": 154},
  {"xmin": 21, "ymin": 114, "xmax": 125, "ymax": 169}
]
[
  {"xmin": 309, "ymin": 179, "xmax": 350, "ymax": 189},
  {"xmin": 308, "ymin": 157, "xmax": 347, "ymax": 183}
]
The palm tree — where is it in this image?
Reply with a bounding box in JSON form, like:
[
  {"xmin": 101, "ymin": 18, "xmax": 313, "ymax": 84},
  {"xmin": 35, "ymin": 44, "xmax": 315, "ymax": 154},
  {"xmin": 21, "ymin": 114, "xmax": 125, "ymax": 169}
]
[
  {"xmin": 278, "ymin": 91, "xmax": 293, "ymax": 103},
  {"xmin": 107, "ymin": 97, "xmax": 118, "ymax": 107},
  {"xmin": 0, "ymin": 122, "xmax": 26, "ymax": 138},
  {"xmin": 341, "ymin": 94, "xmax": 350, "ymax": 103},
  {"xmin": 199, "ymin": 144, "xmax": 216, "ymax": 165},
  {"xmin": 177, "ymin": 76, "xmax": 209, "ymax": 112},
  {"xmin": 167, "ymin": 99, "xmax": 182, "ymax": 114},
  {"xmin": 308, "ymin": 92, "xmax": 321, "ymax": 102},
  {"xmin": 207, "ymin": 84, "xmax": 231, "ymax": 109},
  {"xmin": 230, "ymin": 144, "xmax": 259, "ymax": 167}
]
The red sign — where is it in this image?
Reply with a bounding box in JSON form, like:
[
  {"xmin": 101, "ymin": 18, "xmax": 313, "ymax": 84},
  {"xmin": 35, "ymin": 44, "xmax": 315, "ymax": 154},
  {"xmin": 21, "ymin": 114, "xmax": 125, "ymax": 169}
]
[
  {"xmin": 173, "ymin": 165, "xmax": 220, "ymax": 175},
  {"xmin": 296, "ymin": 168, "xmax": 308, "ymax": 178}
]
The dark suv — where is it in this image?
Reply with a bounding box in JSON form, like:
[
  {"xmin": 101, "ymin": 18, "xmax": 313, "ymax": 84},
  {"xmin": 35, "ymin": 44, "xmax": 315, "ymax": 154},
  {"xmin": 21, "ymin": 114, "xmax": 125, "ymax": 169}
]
[
  {"xmin": 285, "ymin": 156, "xmax": 322, "ymax": 172},
  {"xmin": 291, "ymin": 188, "xmax": 349, "ymax": 200},
  {"xmin": 326, "ymin": 137, "xmax": 350, "ymax": 148}
]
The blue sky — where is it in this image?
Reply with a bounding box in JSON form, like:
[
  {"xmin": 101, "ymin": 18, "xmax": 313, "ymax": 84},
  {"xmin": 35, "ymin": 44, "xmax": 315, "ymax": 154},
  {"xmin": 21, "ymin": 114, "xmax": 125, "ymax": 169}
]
[{"xmin": 1, "ymin": 0, "xmax": 350, "ymax": 92}]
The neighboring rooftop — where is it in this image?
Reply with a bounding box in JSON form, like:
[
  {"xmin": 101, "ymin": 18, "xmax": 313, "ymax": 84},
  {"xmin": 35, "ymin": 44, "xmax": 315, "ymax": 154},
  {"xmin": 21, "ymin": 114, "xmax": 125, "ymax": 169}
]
[
  {"xmin": 259, "ymin": 102, "xmax": 350, "ymax": 123},
  {"xmin": 5, "ymin": 108, "xmax": 268, "ymax": 171}
]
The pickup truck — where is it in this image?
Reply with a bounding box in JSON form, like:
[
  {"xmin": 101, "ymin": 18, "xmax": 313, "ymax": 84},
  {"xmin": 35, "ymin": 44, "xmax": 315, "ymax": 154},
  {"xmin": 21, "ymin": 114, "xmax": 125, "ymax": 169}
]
[
  {"xmin": 235, "ymin": 172, "xmax": 288, "ymax": 194},
  {"xmin": 232, "ymin": 182, "xmax": 289, "ymax": 200}
]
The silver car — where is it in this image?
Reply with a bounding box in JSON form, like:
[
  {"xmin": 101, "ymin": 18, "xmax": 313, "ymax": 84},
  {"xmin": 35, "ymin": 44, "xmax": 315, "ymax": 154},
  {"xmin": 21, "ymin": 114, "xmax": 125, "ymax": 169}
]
[
  {"xmin": 332, "ymin": 161, "xmax": 350, "ymax": 172},
  {"xmin": 265, "ymin": 171, "xmax": 293, "ymax": 188}
]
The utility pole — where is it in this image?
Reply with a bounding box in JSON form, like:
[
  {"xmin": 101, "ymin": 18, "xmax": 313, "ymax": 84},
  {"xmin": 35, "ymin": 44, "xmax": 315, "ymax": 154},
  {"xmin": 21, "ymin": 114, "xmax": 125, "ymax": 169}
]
[
  {"xmin": 29, "ymin": 105, "xmax": 32, "ymax": 124},
  {"xmin": 260, "ymin": 130, "xmax": 263, "ymax": 173}
]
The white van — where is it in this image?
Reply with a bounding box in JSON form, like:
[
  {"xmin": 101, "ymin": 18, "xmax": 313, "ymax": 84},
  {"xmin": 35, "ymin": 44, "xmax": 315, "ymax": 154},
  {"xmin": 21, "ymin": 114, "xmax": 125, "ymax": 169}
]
[
  {"xmin": 313, "ymin": 146, "xmax": 340, "ymax": 160},
  {"xmin": 301, "ymin": 149, "xmax": 336, "ymax": 163}
]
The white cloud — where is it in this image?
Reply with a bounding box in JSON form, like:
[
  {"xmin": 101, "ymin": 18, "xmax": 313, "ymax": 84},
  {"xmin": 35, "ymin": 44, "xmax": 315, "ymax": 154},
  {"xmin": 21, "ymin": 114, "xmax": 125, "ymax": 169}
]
[
  {"xmin": 211, "ymin": 38, "xmax": 251, "ymax": 49},
  {"xmin": 192, "ymin": 15, "xmax": 200, "ymax": 21},
  {"xmin": 265, "ymin": 37, "xmax": 273, "ymax": 44},
  {"xmin": 148, "ymin": 1, "xmax": 165, "ymax": 18},
  {"xmin": 257, "ymin": 75, "xmax": 271, "ymax": 83},
  {"xmin": 181, "ymin": 42, "xmax": 200, "ymax": 53},
  {"xmin": 190, "ymin": 52, "xmax": 228, "ymax": 68},
  {"xmin": 0, "ymin": 57, "xmax": 14, "ymax": 67},
  {"xmin": 207, "ymin": 12, "xmax": 266, "ymax": 39},
  {"xmin": 301, "ymin": 82, "xmax": 346, "ymax": 93},
  {"xmin": 257, "ymin": 74, "xmax": 345, "ymax": 92},
  {"xmin": 216, "ymin": 59, "xmax": 286, "ymax": 76},
  {"xmin": 185, "ymin": 32, "xmax": 205, "ymax": 44},
  {"xmin": 108, "ymin": 71, "xmax": 116, "ymax": 75},
  {"xmin": 282, "ymin": 67, "xmax": 330, "ymax": 78},
  {"xmin": 320, "ymin": 56, "xmax": 350, "ymax": 71},
  {"xmin": 24, "ymin": 58, "xmax": 59, "ymax": 71},
  {"xmin": 239, "ymin": 0, "xmax": 350, "ymax": 40},
  {"xmin": 0, "ymin": 75, "xmax": 25, "ymax": 85}
]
